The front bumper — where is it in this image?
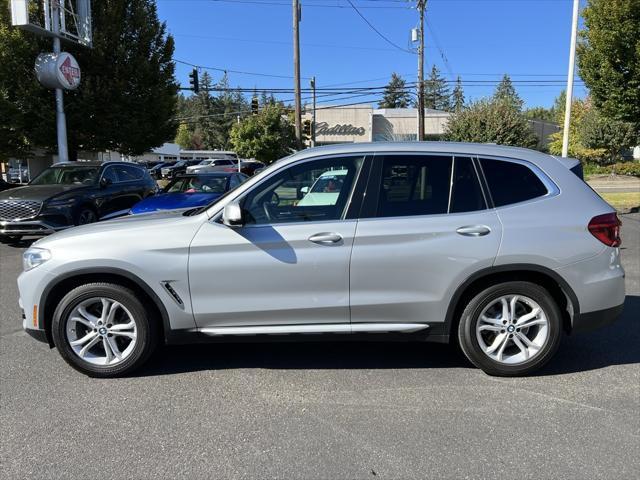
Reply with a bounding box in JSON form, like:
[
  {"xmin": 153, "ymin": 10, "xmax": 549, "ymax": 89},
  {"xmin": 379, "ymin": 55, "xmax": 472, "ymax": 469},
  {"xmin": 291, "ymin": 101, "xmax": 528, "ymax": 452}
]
[
  {"xmin": 572, "ymin": 303, "xmax": 624, "ymax": 334},
  {"xmin": 0, "ymin": 219, "xmax": 68, "ymax": 236}
]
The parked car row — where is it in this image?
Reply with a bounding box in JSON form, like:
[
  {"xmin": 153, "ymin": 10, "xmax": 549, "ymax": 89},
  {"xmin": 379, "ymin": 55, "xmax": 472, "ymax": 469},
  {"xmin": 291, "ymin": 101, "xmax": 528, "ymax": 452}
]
[{"xmin": 0, "ymin": 161, "xmax": 251, "ymax": 241}]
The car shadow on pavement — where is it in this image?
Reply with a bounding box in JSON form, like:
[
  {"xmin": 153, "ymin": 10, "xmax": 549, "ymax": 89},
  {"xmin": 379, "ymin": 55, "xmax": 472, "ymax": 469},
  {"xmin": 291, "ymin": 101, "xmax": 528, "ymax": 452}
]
[
  {"xmin": 0, "ymin": 237, "xmax": 37, "ymax": 248},
  {"xmin": 135, "ymin": 295, "xmax": 640, "ymax": 378}
]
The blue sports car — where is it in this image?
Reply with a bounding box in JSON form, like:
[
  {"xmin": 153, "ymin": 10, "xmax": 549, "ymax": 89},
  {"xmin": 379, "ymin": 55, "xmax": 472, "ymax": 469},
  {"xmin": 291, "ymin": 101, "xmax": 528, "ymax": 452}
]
[{"xmin": 130, "ymin": 172, "xmax": 248, "ymax": 215}]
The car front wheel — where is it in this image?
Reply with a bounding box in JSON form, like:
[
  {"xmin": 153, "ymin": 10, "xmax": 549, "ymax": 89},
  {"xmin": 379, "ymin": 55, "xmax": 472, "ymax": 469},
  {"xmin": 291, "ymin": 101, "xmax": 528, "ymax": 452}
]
[
  {"xmin": 52, "ymin": 283, "xmax": 158, "ymax": 377},
  {"xmin": 457, "ymin": 281, "xmax": 562, "ymax": 376}
]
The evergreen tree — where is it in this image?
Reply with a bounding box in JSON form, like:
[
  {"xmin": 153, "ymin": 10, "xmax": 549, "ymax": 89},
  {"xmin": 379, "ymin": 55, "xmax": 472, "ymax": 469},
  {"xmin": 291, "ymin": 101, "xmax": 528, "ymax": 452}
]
[
  {"xmin": 194, "ymin": 72, "xmax": 217, "ymax": 149},
  {"xmin": 378, "ymin": 73, "xmax": 411, "ymax": 109},
  {"xmin": 0, "ymin": 0, "xmax": 179, "ymax": 158},
  {"xmin": 493, "ymin": 74, "xmax": 524, "ymax": 110},
  {"xmin": 451, "ymin": 77, "xmax": 465, "ymax": 112},
  {"xmin": 210, "ymin": 73, "xmax": 248, "ymax": 149},
  {"xmin": 423, "ymin": 65, "xmax": 451, "ymax": 111}
]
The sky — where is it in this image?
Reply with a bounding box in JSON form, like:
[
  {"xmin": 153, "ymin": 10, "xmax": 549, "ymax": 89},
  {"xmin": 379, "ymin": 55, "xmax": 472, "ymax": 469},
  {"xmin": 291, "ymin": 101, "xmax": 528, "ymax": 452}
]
[{"xmin": 156, "ymin": 0, "xmax": 587, "ymax": 110}]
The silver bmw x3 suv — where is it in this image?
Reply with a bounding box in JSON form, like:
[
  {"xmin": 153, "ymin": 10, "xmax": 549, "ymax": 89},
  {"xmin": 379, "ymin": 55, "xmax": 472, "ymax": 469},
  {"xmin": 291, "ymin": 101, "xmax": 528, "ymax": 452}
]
[{"xmin": 18, "ymin": 142, "xmax": 625, "ymax": 377}]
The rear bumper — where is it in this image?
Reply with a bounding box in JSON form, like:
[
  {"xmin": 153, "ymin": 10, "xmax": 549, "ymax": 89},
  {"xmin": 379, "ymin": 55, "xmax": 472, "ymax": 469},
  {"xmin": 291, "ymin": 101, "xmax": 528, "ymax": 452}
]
[{"xmin": 572, "ymin": 303, "xmax": 624, "ymax": 334}]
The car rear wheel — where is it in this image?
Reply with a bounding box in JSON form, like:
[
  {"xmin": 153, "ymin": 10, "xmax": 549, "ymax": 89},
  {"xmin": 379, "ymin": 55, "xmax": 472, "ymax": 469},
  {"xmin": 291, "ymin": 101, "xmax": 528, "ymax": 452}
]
[
  {"xmin": 52, "ymin": 283, "xmax": 158, "ymax": 377},
  {"xmin": 457, "ymin": 281, "xmax": 562, "ymax": 376}
]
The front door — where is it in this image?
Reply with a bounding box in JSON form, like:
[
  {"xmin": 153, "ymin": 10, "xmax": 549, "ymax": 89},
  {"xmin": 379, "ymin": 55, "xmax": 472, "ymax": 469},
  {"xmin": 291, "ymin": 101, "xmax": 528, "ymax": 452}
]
[
  {"xmin": 349, "ymin": 154, "xmax": 502, "ymax": 328},
  {"xmin": 188, "ymin": 155, "xmax": 367, "ymax": 328}
]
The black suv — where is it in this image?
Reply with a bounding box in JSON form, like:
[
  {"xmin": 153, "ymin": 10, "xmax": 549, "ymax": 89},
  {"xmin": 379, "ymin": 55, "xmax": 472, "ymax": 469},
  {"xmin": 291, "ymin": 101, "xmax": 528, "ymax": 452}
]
[
  {"xmin": 160, "ymin": 160, "xmax": 201, "ymax": 179},
  {"xmin": 0, "ymin": 162, "xmax": 157, "ymax": 240}
]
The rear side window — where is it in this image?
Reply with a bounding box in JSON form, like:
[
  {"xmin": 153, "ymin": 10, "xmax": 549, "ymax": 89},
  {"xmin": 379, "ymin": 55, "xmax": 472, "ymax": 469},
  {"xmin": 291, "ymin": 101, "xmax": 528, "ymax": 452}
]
[
  {"xmin": 480, "ymin": 158, "xmax": 548, "ymax": 207},
  {"xmin": 450, "ymin": 157, "xmax": 486, "ymax": 213},
  {"xmin": 376, "ymin": 155, "xmax": 452, "ymax": 217},
  {"xmin": 116, "ymin": 165, "xmax": 144, "ymax": 181}
]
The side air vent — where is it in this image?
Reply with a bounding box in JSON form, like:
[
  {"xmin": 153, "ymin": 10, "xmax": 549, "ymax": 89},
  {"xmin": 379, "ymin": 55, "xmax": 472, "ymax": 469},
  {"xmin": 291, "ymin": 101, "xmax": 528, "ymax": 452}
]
[{"xmin": 161, "ymin": 281, "xmax": 184, "ymax": 307}]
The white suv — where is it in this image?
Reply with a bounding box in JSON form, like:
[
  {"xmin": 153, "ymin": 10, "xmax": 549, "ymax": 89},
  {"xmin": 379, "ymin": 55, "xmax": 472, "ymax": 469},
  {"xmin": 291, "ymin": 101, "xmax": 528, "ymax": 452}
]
[{"xmin": 18, "ymin": 142, "xmax": 625, "ymax": 377}]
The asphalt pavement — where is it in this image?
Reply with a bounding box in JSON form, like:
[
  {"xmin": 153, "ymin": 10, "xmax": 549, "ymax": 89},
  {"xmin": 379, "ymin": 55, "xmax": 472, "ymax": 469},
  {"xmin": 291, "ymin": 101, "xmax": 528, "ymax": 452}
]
[{"xmin": 1, "ymin": 214, "xmax": 639, "ymax": 479}]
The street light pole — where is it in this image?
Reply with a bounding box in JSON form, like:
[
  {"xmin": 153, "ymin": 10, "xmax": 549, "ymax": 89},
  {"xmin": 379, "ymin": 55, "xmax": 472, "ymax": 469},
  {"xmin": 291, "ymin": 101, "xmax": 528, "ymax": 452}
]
[
  {"xmin": 561, "ymin": 0, "xmax": 580, "ymax": 158},
  {"xmin": 51, "ymin": 1, "xmax": 69, "ymax": 163},
  {"xmin": 293, "ymin": 0, "xmax": 303, "ymax": 149}
]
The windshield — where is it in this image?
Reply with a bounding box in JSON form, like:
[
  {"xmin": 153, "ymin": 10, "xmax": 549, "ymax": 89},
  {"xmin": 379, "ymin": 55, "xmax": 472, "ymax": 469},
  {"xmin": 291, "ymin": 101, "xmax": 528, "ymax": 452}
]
[
  {"xmin": 310, "ymin": 172, "xmax": 346, "ymax": 193},
  {"xmin": 165, "ymin": 176, "xmax": 228, "ymax": 194},
  {"xmin": 30, "ymin": 166, "xmax": 100, "ymax": 186}
]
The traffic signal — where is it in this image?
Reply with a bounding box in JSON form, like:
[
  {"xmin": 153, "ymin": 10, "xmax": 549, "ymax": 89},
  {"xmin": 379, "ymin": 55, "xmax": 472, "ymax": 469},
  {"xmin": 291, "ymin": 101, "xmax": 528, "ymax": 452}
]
[
  {"xmin": 303, "ymin": 119, "xmax": 312, "ymax": 138},
  {"xmin": 189, "ymin": 68, "xmax": 199, "ymax": 94},
  {"xmin": 251, "ymin": 96, "xmax": 259, "ymax": 115}
]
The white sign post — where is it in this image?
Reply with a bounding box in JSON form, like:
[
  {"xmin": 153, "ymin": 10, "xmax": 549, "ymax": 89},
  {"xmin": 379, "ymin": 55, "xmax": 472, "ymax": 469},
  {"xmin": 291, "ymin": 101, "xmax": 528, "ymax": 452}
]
[{"xmin": 11, "ymin": 1, "xmax": 92, "ymax": 163}]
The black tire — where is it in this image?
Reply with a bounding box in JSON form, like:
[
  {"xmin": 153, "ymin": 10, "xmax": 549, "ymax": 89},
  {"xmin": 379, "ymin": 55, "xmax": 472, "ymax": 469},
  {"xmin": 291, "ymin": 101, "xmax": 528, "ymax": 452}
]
[
  {"xmin": 457, "ymin": 281, "xmax": 562, "ymax": 377},
  {"xmin": 52, "ymin": 283, "xmax": 158, "ymax": 377},
  {"xmin": 75, "ymin": 206, "xmax": 98, "ymax": 226}
]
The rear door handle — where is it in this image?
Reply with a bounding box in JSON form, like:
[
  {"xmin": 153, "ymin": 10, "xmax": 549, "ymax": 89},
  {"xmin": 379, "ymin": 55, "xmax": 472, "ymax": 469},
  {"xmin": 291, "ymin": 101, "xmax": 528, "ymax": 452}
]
[
  {"xmin": 456, "ymin": 225, "xmax": 491, "ymax": 237},
  {"xmin": 308, "ymin": 232, "xmax": 343, "ymax": 245}
]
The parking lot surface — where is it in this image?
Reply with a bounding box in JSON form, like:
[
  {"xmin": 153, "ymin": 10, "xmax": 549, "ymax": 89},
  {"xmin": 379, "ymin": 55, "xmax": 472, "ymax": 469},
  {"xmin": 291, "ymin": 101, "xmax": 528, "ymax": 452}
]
[{"xmin": 1, "ymin": 214, "xmax": 639, "ymax": 479}]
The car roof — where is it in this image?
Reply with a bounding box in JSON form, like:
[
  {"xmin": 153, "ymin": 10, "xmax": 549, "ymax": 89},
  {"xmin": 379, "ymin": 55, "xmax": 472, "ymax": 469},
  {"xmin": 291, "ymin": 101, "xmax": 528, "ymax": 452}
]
[
  {"xmin": 51, "ymin": 161, "xmax": 142, "ymax": 168},
  {"xmin": 286, "ymin": 141, "xmax": 557, "ymax": 168}
]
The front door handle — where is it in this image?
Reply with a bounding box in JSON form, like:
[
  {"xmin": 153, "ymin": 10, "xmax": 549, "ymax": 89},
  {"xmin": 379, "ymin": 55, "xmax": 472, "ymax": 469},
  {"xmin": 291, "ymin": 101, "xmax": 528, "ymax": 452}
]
[
  {"xmin": 456, "ymin": 225, "xmax": 491, "ymax": 237},
  {"xmin": 308, "ymin": 232, "xmax": 343, "ymax": 245}
]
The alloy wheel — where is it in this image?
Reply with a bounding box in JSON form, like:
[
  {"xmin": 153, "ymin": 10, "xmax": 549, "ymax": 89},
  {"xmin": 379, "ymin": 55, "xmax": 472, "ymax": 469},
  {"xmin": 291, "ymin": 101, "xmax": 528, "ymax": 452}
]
[
  {"xmin": 475, "ymin": 294, "xmax": 549, "ymax": 365},
  {"xmin": 65, "ymin": 297, "xmax": 138, "ymax": 366}
]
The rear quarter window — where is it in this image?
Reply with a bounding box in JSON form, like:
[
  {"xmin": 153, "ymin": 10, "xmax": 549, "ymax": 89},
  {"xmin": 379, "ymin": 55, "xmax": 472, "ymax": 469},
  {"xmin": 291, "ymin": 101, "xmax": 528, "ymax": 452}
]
[{"xmin": 480, "ymin": 158, "xmax": 548, "ymax": 207}]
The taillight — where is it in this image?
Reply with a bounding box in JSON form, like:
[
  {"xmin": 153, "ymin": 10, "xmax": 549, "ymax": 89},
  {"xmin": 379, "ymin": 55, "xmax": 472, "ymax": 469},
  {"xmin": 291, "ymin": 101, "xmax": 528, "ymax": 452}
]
[{"xmin": 588, "ymin": 213, "xmax": 621, "ymax": 247}]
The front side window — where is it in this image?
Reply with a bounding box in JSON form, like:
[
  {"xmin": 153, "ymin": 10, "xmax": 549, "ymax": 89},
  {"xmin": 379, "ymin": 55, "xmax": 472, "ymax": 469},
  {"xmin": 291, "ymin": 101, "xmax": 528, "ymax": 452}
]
[
  {"xmin": 241, "ymin": 156, "xmax": 364, "ymax": 225},
  {"xmin": 480, "ymin": 158, "xmax": 548, "ymax": 207},
  {"xmin": 166, "ymin": 176, "xmax": 228, "ymax": 194},
  {"xmin": 376, "ymin": 155, "xmax": 452, "ymax": 217}
]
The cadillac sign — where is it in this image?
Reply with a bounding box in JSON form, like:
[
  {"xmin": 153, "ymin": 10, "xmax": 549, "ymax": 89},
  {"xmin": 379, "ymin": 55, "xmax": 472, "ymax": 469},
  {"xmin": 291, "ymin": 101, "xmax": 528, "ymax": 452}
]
[
  {"xmin": 35, "ymin": 52, "xmax": 81, "ymax": 90},
  {"xmin": 315, "ymin": 122, "xmax": 366, "ymax": 136}
]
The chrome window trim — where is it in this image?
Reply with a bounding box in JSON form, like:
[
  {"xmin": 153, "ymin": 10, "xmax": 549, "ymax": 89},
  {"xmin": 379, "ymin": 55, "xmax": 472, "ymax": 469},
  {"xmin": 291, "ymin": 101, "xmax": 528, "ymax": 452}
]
[{"xmin": 209, "ymin": 153, "xmax": 369, "ymax": 227}]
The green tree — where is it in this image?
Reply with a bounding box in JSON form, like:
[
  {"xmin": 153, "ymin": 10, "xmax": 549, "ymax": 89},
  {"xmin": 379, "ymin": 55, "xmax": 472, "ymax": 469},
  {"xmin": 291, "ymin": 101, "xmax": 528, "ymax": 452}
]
[
  {"xmin": 174, "ymin": 123, "xmax": 193, "ymax": 149},
  {"xmin": 577, "ymin": 0, "xmax": 640, "ymax": 126},
  {"xmin": 422, "ymin": 65, "xmax": 450, "ymax": 111},
  {"xmin": 493, "ymin": 74, "xmax": 524, "ymax": 110},
  {"xmin": 451, "ymin": 76, "xmax": 465, "ymax": 112},
  {"xmin": 209, "ymin": 73, "xmax": 248, "ymax": 149},
  {"xmin": 378, "ymin": 73, "xmax": 411, "ymax": 109},
  {"xmin": 579, "ymin": 105, "xmax": 638, "ymax": 163},
  {"xmin": 524, "ymin": 107, "xmax": 556, "ymax": 123},
  {"xmin": 444, "ymin": 98, "xmax": 537, "ymax": 148},
  {"xmin": 230, "ymin": 104, "xmax": 296, "ymax": 164},
  {"xmin": 548, "ymin": 97, "xmax": 607, "ymax": 163},
  {"xmin": 0, "ymin": 0, "xmax": 179, "ymax": 159}
]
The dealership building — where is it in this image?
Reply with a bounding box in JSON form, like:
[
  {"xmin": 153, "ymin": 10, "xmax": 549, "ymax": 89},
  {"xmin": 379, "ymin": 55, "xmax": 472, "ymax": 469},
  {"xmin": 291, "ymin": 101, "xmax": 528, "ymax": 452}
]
[{"xmin": 303, "ymin": 106, "xmax": 452, "ymax": 145}]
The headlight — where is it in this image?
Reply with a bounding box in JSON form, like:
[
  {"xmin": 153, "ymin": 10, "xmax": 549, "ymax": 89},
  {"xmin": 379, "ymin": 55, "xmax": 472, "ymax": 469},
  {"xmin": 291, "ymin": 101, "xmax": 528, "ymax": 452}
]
[
  {"xmin": 23, "ymin": 248, "xmax": 51, "ymax": 271},
  {"xmin": 47, "ymin": 197, "xmax": 77, "ymax": 208}
]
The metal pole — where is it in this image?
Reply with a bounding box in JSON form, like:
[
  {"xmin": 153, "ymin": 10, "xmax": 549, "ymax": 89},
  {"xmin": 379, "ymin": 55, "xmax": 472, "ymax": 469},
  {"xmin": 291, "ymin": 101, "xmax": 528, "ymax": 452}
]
[
  {"xmin": 562, "ymin": 0, "xmax": 579, "ymax": 158},
  {"xmin": 293, "ymin": 0, "xmax": 302, "ymax": 149},
  {"xmin": 51, "ymin": 1, "xmax": 69, "ymax": 163},
  {"xmin": 417, "ymin": 1, "xmax": 425, "ymax": 141},
  {"xmin": 311, "ymin": 76, "xmax": 316, "ymax": 147}
]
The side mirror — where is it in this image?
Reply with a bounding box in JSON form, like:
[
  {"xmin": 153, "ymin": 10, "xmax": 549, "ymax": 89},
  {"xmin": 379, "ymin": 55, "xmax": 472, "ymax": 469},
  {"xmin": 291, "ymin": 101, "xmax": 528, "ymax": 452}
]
[
  {"xmin": 222, "ymin": 202, "xmax": 243, "ymax": 227},
  {"xmin": 100, "ymin": 177, "xmax": 112, "ymax": 188},
  {"xmin": 300, "ymin": 186, "xmax": 309, "ymax": 195}
]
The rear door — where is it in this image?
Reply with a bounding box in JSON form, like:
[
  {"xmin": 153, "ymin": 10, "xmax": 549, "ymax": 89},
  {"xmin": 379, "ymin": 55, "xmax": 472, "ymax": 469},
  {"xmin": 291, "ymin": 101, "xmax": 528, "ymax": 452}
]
[{"xmin": 349, "ymin": 153, "xmax": 502, "ymax": 330}]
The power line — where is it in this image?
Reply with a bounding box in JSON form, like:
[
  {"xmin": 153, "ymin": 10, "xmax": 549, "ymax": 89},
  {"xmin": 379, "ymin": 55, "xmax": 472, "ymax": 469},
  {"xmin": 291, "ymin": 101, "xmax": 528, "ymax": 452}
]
[
  {"xmin": 174, "ymin": 59, "xmax": 312, "ymax": 80},
  {"xmin": 344, "ymin": 0, "xmax": 415, "ymax": 54}
]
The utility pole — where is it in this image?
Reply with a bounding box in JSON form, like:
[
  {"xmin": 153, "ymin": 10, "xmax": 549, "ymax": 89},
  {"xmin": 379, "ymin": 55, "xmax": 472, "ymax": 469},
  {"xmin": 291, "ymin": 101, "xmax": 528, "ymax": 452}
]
[
  {"xmin": 417, "ymin": 0, "xmax": 426, "ymax": 142},
  {"xmin": 51, "ymin": 1, "xmax": 69, "ymax": 163},
  {"xmin": 293, "ymin": 0, "xmax": 303, "ymax": 149},
  {"xmin": 562, "ymin": 0, "xmax": 580, "ymax": 158},
  {"xmin": 311, "ymin": 76, "xmax": 316, "ymax": 147}
]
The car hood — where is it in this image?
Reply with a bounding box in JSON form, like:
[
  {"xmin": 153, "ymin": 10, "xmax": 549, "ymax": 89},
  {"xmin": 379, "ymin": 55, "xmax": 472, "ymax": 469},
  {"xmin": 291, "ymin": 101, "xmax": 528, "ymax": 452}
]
[
  {"xmin": 0, "ymin": 184, "xmax": 88, "ymax": 202},
  {"xmin": 35, "ymin": 208, "xmax": 205, "ymax": 248},
  {"xmin": 130, "ymin": 192, "xmax": 222, "ymax": 214}
]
